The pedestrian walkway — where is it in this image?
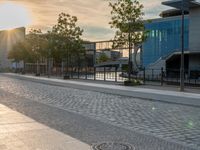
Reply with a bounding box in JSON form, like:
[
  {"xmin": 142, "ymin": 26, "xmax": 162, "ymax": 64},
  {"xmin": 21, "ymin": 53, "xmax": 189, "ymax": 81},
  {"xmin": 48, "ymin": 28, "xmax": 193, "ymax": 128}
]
[
  {"xmin": 0, "ymin": 104, "xmax": 90, "ymax": 150},
  {"xmin": 0, "ymin": 74, "xmax": 199, "ymax": 150},
  {"xmin": 4, "ymin": 73, "xmax": 200, "ymax": 107}
]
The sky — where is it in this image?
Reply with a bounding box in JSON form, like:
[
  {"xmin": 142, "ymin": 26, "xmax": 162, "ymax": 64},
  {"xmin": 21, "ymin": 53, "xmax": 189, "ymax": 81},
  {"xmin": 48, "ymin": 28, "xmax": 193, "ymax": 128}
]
[{"xmin": 0, "ymin": 0, "xmax": 170, "ymax": 41}]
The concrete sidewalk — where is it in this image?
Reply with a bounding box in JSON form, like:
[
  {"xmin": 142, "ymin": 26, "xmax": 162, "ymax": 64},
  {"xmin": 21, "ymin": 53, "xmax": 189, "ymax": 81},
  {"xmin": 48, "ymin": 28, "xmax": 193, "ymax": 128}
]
[
  {"xmin": 0, "ymin": 104, "xmax": 90, "ymax": 150},
  {"xmin": 4, "ymin": 73, "xmax": 200, "ymax": 107}
]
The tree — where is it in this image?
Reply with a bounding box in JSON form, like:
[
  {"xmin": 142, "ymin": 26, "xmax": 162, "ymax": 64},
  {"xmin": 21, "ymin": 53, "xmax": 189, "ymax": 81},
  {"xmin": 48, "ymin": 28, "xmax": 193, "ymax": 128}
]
[
  {"xmin": 8, "ymin": 29, "xmax": 49, "ymax": 74},
  {"xmin": 8, "ymin": 42, "xmax": 23, "ymax": 63},
  {"xmin": 9, "ymin": 13, "xmax": 85, "ymax": 75},
  {"xmin": 9, "ymin": 29, "xmax": 48, "ymax": 64},
  {"xmin": 50, "ymin": 13, "xmax": 85, "ymax": 72},
  {"xmin": 26, "ymin": 29, "xmax": 48, "ymax": 62},
  {"xmin": 109, "ymin": 0, "xmax": 147, "ymax": 48},
  {"xmin": 109, "ymin": 0, "xmax": 147, "ymax": 79},
  {"xmin": 25, "ymin": 29, "xmax": 49, "ymax": 75},
  {"xmin": 98, "ymin": 53, "xmax": 110, "ymax": 63},
  {"xmin": 8, "ymin": 40, "xmax": 33, "ymax": 71}
]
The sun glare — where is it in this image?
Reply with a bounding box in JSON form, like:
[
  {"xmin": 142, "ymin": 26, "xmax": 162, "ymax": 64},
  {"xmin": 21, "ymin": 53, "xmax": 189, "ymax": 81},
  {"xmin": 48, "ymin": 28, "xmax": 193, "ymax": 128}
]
[{"xmin": 0, "ymin": 2, "xmax": 31, "ymax": 30}]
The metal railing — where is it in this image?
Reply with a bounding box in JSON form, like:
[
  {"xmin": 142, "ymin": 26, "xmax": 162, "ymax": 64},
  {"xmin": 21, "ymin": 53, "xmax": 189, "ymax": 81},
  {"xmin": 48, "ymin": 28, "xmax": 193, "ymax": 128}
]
[{"xmin": 22, "ymin": 64, "xmax": 200, "ymax": 86}]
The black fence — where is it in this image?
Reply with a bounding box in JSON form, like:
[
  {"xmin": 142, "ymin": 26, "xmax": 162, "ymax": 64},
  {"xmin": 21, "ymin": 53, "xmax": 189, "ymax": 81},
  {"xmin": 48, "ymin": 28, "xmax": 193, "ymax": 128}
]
[
  {"xmin": 143, "ymin": 68, "xmax": 200, "ymax": 86},
  {"xmin": 23, "ymin": 64, "xmax": 200, "ymax": 87}
]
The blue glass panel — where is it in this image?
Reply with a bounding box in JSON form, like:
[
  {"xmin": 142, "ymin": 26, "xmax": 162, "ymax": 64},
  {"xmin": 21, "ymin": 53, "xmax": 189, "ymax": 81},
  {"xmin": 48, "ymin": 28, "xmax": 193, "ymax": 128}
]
[{"xmin": 142, "ymin": 17, "xmax": 189, "ymax": 67}]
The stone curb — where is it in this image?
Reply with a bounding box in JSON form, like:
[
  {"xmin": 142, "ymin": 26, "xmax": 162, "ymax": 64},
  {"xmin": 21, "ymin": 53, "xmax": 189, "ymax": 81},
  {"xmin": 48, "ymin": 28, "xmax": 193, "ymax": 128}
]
[{"xmin": 4, "ymin": 73, "xmax": 200, "ymax": 107}]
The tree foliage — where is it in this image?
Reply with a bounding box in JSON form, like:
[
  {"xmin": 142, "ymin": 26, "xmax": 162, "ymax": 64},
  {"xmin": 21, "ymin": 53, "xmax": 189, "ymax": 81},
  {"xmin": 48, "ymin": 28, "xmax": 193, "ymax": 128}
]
[
  {"xmin": 49, "ymin": 13, "xmax": 85, "ymax": 66},
  {"xmin": 26, "ymin": 29, "xmax": 49, "ymax": 62},
  {"xmin": 98, "ymin": 53, "xmax": 110, "ymax": 63},
  {"xmin": 8, "ymin": 12, "xmax": 85, "ymax": 69},
  {"xmin": 8, "ymin": 41, "xmax": 25, "ymax": 63},
  {"xmin": 8, "ymin": 29, "xmax": 48, "ymax": 64},
  {"xmin": 109, "ymin": 0, "xmax": 147, "ymax": 48},
  {"xmin": 8, "ymin": 40, "xmax": 30, "ymax": 64}
]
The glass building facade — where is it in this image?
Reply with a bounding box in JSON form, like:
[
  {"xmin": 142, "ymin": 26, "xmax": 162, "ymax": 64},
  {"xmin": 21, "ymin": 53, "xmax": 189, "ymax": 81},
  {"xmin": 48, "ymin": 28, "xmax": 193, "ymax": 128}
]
[{"xmin": 142, "ymin": 16, "xmax": 189, "ymax": 67}]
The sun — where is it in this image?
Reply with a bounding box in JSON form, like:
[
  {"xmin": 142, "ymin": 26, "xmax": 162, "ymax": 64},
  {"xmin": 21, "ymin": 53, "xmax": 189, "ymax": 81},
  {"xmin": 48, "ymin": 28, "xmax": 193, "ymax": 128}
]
[{"xmin": 0, "ymin": 2, "xmax": 31, "ymax": 30}]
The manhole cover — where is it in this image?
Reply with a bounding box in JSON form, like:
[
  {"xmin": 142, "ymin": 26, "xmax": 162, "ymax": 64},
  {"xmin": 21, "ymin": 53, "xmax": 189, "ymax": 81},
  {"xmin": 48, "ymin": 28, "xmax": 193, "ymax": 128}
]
[{"xmin": 92, "ymin": 142, "xmax": 134, "ymax": 150}]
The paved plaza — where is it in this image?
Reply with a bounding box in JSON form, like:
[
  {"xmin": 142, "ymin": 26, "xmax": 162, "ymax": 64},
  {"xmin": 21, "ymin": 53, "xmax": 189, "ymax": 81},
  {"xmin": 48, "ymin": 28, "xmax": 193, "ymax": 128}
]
[
  {"xmin": 0, "ymin": 74, "xmax": 199, "ymax": 150},
  {"xmin": 0, "ymin": 104, "xmax": 90, "ymax": 150}
]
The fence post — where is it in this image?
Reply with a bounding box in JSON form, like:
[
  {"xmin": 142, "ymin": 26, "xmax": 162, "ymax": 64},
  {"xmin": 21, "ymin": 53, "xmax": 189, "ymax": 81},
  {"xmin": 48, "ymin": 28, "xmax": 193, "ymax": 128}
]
[
  {"xmin": 70, "ymin": 67, "xmax": 73, "ymax": 79},
  {"xmin": 152, "ymin": 69, "xmax": 154, "ymax": 80},
  {"xmin": 94, "ymin": 67, "xmax": 96, "ymax": 80},
  {"xmin": 115, "ymin": 67, "xmax": 117, "ymax": 82},
  {"xmin": 85, "ymin": 67, "xmax": 87, "ymax": 80},
  {"xmin": 143, "ymin": 67, "xmax": 146, "ymax": 84},
  {"xmin": 104, "ymin": 67, "xmax": 106, "ymax": 81},
  {"xmin": 61, "ymin": 60, "xmax": 64, "ymax": 76},
  {"xmin": 78, "ymin": 67, "xmax": 80, "ymax": 79},
  {"xmin": 161, "ymin": 67, "xmax": 164, "ymax": 86}
]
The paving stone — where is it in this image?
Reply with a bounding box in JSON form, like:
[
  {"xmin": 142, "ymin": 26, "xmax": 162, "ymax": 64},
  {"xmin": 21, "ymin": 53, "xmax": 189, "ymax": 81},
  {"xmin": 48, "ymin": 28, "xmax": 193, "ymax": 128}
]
[
  {"xmin": 0, "ymin": 75, "xmax": 199, "ymax": 149},
  {"xmin": 0, "ymin": 104, "xmax": 90, "ymax": 150}
]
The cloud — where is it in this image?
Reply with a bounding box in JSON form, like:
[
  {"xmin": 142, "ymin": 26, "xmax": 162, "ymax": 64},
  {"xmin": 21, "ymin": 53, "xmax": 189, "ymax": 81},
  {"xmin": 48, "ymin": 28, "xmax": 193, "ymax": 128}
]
[{"xmin": 0, "ymin": 0, "xmax": 169, "ymax": 41}]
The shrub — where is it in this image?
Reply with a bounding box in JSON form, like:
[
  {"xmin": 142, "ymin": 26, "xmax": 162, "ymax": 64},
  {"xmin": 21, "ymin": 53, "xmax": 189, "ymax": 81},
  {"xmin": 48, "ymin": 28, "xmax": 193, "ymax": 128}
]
[{"xmin": 124, "ymin": 79, "xmax": 143, "ymax": 86}]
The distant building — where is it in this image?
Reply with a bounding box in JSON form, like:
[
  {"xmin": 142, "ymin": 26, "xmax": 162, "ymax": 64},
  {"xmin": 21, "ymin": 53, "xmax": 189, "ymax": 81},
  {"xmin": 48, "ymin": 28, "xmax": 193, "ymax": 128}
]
[
  {"xmin": 98, "ymin": 49, "xmax": 122, "ymax": 61},
  {"xmin": 83, "ymin": 42, "xmax": 96, "ymax": 67},
  {"xmin": 142, "ymin": 0, "xmax": 200, "ymax": 78},
  {"xmin": 83, "ymin": 41, "xmax": 123, "ymax": 67},
  {"xmin": 0, "ymin": 27, "xmax": 25, "ymax": 70}
]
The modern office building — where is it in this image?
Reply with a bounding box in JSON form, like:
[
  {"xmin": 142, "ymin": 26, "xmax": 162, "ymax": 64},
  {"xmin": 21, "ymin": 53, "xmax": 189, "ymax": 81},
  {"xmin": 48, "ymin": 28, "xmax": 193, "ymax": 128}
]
[
  {"xmin": 142, "ymin": 0, "xmax": 200, "ymax": 78},
  {"xmin": 0, "ymin": 27, "xmax": 25, "ymax": 70}
]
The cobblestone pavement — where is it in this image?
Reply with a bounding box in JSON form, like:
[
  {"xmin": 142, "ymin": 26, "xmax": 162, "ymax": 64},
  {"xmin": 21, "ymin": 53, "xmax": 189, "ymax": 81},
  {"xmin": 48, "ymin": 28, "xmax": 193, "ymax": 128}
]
[{"xmin": 0, "ymin": 75, "xmax": 199, "ymax": 149}]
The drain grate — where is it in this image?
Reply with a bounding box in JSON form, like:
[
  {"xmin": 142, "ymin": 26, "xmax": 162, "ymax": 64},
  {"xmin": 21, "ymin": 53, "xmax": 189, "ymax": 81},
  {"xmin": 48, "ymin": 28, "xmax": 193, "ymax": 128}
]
[{"xmin": 92, "ymin": 142, "xmax": 134, "ymax": 150}]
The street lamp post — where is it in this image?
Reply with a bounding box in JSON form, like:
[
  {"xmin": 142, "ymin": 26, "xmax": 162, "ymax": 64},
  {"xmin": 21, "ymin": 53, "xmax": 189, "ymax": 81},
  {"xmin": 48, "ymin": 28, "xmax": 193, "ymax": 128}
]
[
  {"xmin": 180, "ymin": 0, "xmax": 185, "ymax": 91},
  {"xmin": 162, "ymin": 0, "xmax": 189, "ymax": 91}
]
